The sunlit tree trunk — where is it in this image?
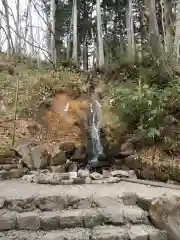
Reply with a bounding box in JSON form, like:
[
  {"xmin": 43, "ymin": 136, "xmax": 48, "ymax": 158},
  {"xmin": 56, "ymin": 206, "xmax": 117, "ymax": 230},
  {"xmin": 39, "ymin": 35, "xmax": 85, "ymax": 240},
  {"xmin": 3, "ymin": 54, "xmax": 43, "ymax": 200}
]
[
  {"xmin": 72, "ymin": 0, "xmax": 78, "ymax": 65},
  {"xmin": 15, "ymin": 0, "xmax": 20, "ymax": 55},
  {"xmin": 164, "ymin": 0, "xmax": 173, "ymax": 57},
  {"xmin": 96, "ymin": 0, "xmax": 104, "ymax": 68}
]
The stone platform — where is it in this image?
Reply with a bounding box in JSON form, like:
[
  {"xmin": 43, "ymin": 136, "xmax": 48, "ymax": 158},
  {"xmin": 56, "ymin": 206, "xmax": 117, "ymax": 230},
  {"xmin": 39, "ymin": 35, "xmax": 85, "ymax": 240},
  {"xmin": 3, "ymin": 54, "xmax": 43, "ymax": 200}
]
[{"xmin": 0, "ymin": 179, "xmax": 179, "ymax": 239}]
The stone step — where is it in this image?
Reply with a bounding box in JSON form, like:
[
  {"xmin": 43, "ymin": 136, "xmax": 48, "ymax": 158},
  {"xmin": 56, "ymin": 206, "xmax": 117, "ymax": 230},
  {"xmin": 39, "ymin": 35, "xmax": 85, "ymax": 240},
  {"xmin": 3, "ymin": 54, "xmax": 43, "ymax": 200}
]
[
  {"xmin": 1, "ymin": 192, "xmax": 138, "ymax": 212},
  {"xmin": 0, "ymin": 206, "xmax": 148, "ymax": 231},
  {"xmin": 0, "ymin": 225, "xmax": 167, "ymax": 240}
]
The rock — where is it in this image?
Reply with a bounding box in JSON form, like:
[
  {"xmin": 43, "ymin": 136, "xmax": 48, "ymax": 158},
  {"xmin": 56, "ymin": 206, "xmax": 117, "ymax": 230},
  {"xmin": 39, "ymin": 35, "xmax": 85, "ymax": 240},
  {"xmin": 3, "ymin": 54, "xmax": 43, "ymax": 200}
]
[
  {"xmin": 50, "ymin": 149, "xmax": 67, "ymax": 166},
  {"xmin": 59, "ymin": 141, "xmax": 75, "ymax": 157},
  {"xmin": 85, "ymin": 176, "xmax": 92, "ymax": 184},
  {"xmin": 49, "ymin": 165, "xmax": 66, "ymax": 173},
  {"xmin": 120, "ymin": 142, "xmax": 135, "ymax": 156},
  {"xmin": 0, "ymin": 198, "xmax": 4, "ymax": 208},
  {"xmin": 142, "ymin": 225, "xmax": 168, "ymax": 240},
  {"xmin": 73, "ymin": 177, "xmax": 85, "ymax": 184},
  {"xmin": 102, "ymin": 169, "xmax": 112, "ymax": 178},
  {"xmin": 111, "ymin": 170, "xmax": 129, "ymax": 178},
  {"xmin": 140, "ymin": 169, "xmax": 155, "ymax": 180},
  {"xmin": 121, "ymin": 192, "xmax": 137, "ymax": 206},
  {"xmin": 68, "ymin": 162, "xmax": 78, "ymax": 172},
  {"xmin": 83, "ymin": 209, "xmax": 105, "ymax": 228},
  {"xmin": 17, "ymin": 212, "xmax": 40, "ymax": 230},
  {"xmin": 42, "ymin": 229, "xmax": 90, "ymax": 240},
  {"xmin": 104, "ymin": 177, "xmax": 121, "ymax": 184},
  {"xmin": 21, "ymin": 174, "xmax": 35, "ymax": 182},
  {"xmin": 36, "ymin": 195, "xmax": 66, "ymax": 211},
  {"xmin": 128, "ymin": 225, "xmax": 149, "ymax": 240},
  {"xmin": 137, "ymin": 196, "xmax": 153, "ymax": 211},
  {"xmin": 124, "ymin": 205, "xmax": 149, "ymax": 224},
  {"xmin": 78, "ymin": 169, "xmax": 90, "ymax": 178},
  {"xmin": 9, "ymin": 168, "xmax": 24, "ymax": 178},
  {"xmin": 92, "ymin": 226, "xmax": 128, "ymax": 240},
  {"xmin": 103, "ymin": 207, "xmax": 124, "ymax": 225},
  {"xmin": 0, "ymin": 212, "xmax": 16, "ymax": 230},
  {"xmin": 154, "ymin": 170, "xmax": 169, "ymax": 182},
  {"xmin": 149, "ymin": 194, "xmax": 180, "ymax": 240},
  {"xmin": 31, "ymin": 146, "xmax": 49, "ymax": 169},
  {"xmin": 40, "ymin": 211, "xmax": 60, "ymax": 230},
  {"xmin": 0, "ymin": 170, "xmax": 8, "ymax": 180},
  {"xmin": 71, "ymin": 145, "xmax": 87, "ymax": 162},
  {"xmin": 90, "ymin": 172, "xmax": 103, "ymax": 180},
  {"xmin": 129, "ymin": 170, "xmax": 137, "ymax": 179},
  {"xmin": 94, "ymin": 196, "xmax": 122, "ymax": 208},
  {"xmin": 61, "ymin": 179, "xmax": 74, "ymax": 185},
  {"xmin": 60, "ymin": 210, "xmax": 83, "ymax": 228},
  {"xmin": 0, "ymin": 164, "xmax": 17, "ymax": 170},
  {"xmin": 13, "ymin": 142, "xmax": 38, "ymax": 169},
  {"xmin": 124, "ymin": 155, "xmax": 142, "ymax": 170}
]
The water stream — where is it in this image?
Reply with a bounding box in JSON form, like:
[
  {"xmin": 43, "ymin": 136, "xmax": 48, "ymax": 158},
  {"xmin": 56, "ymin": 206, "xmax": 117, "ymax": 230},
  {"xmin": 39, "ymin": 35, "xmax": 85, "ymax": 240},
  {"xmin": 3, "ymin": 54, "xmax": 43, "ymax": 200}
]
[{"xmin": 87, "ymin": 99, "xmax": 108, "ymax": 167}]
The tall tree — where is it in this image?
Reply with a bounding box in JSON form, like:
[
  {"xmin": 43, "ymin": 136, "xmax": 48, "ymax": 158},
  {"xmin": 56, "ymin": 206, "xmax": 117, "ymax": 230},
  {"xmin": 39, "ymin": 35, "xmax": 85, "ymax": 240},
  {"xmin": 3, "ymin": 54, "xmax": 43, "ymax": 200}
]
[
  {"xmin": 96, "ymin": 0, "xmax": 105, "ymax": 68},
  {"xmin": 50, "ymin": 0, "xmax": 56, "ymax": 66},
  {"xmin": 72, "ymin": 0, "xmax": 78, "ymax": 65}
]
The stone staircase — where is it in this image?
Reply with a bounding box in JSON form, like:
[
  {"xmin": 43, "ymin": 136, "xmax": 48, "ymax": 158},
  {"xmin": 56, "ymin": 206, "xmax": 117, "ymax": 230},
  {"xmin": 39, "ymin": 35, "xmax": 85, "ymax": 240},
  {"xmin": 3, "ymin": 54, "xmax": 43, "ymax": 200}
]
[{"xmin": 0, "ymin": 188, "xmax": 167, "ymax": 240}]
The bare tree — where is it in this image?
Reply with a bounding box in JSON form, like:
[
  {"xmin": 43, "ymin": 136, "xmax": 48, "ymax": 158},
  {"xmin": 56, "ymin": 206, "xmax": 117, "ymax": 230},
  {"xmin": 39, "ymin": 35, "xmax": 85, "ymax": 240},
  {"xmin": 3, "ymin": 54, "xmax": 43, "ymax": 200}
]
[
  {"xmin": 50, "ymin": 0, "xmax": 56, "ymax": 66},
  {"xmin": 1, "ymin": 0, "xmax": 14, "ymax": 57},
  {"xmin": 15, "ymin": 0, "xmax": 20, "ymax": 55}
]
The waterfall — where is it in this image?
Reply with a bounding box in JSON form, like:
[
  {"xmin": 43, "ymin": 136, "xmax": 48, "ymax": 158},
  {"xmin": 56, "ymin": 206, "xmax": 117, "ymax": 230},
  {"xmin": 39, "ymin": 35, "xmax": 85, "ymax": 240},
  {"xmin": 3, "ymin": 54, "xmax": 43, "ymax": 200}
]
[{"xmin": 87, "ymin": 98, "xmax": 106, "ymax": 167}]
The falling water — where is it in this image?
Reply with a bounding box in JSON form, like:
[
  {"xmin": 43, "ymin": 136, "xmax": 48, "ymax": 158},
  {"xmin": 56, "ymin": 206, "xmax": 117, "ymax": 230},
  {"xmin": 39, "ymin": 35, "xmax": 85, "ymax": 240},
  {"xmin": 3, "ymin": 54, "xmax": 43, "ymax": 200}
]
[{"xmin": 87, "ymin": 99, "xmax": 106, "ymax": 166}]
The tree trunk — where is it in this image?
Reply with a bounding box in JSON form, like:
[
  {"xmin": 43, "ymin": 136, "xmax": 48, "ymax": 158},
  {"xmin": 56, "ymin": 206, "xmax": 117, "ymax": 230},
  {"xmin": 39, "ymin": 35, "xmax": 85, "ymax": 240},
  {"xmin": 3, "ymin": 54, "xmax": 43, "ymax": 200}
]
[
  {"xmin": 96, "ymin": 0, "xmax": 104, "ymax": 69},
  {"xmin": 126, "ymin": 0, "xmax": 135, "ymax": 63},
  {"xmin": 50, "ymin": 0, "xmax": 56, "ymax": 67},
  {"xmin": 28, "ymin": 0, "xmax": 34, "ymax": 60},
  {"xmin": 174, "ymin": 0, "xmax": 180, "ymax": 60},
  {"xmin": 15, "ymin": 0, "xmax": 20, "ymax": 55},
  {"xmin": 146, "ymin": 0, "xmax": 162, "ymax": 59},
  {"xmin": 164, "ymin": 0, "xmax": 173, "ymax": 57},
  {"xmin": 72, "ymin": 0, "xmax": 78, "ymax": 65},
  {"xmin": 66, "ymin": 12, "xmax": 73, "ymax": 61},
  {"xmin": 83, "ymin": 32, "xmax": 88, "ymax": 70}
]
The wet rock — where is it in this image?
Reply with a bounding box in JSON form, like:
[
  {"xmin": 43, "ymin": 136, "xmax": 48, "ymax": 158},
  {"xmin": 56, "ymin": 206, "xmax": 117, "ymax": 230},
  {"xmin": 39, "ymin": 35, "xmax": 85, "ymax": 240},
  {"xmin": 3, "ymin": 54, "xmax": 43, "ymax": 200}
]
[
  {"xmin": 71, "ymin": 145, "xmax": 87, "ymax": 162},
  {"xmin": 111, "ymin": 170, "xmax": 130, "ymax": 178},
  {"xmin": 90, "ymin": 172, "xmax": 103, "ymax": 180},
  {"xmin": 31, "ymin": 146, "xmax": 49, "ymax": 169},
  {"xmin": 149, "ymin": 194, "xmax": 180, "ymax": 240},
  {"xmin": 59, "ymin": 141, "xmax": 75, "ymax": 157},
  {"xmin": 9, "ymin": 168, "xmax": 24, "ymax": 178},
  {"xmin": 68, "ymin": 162, "xmax": 78, "ymax": 172},
  {"xmin": 77, "ymin": 169, "xmax": 90, "ymax": 178},
  {"xmin": 50, "ymin": 149, "xmax": 67, "ymax": 166}
]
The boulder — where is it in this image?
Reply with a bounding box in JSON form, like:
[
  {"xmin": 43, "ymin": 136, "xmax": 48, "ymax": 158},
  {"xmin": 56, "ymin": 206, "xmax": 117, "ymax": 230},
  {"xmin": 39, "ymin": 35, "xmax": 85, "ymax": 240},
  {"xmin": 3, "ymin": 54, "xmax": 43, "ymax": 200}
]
[
  {"xmin": 9, "ymin": 168, "xmax": 24, "ymax": 178},
  {"xmin": 71, "ymin": 145, "xmax": 87, "ymax": 162},
  {"xmin": 50, "ymin": 149, "xmax": 67, "ymax": 166},
  {"xmin": 31, "ymin": 146, "xmax": 49, "ymax": 169},
  {"xmin": 149, "ymin": 194, "xmax": 180, "ymax": 240},
  {"xmin": 59, "ymin": 141, "xmax": 75, "ymax": 157}
]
